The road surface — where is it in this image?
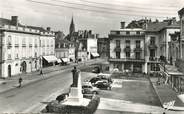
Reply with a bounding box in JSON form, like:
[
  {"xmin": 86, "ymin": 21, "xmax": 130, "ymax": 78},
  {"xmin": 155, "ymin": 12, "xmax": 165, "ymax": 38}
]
[{"xmin": 0, "ymin": 69, "xmax": 95, "ymax": 113}]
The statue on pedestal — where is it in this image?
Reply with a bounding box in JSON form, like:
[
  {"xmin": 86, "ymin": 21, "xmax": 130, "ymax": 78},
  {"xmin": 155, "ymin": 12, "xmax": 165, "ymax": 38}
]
[{"xmin": 71, "ymin": 66, "xmax": 79, "ymax": 87}]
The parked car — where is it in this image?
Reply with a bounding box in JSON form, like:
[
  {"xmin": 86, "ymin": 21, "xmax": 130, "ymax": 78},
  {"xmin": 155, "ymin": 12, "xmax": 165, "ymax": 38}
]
[
  {"xmin": 94, "ymin": 80, "xmax": 111, "ymax": 90},
  {"xmin": 89, "ymin": 77, "xmax": 101, "ymax": 84},
  {"xmin": 97, "ymin": 73, "xmax": 112, "ymax": 83},
  {"xmin": 82, "ymin": 83, "xmax": 99, "ymax": 94},
  {"xmin": 92, "ymin": 66, "xmax": 100, "ymax": 73}
]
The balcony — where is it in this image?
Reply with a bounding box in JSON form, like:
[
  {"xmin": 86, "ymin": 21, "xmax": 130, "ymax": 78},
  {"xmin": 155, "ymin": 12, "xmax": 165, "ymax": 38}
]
[
  {"xmin": 35, "ymin": 44, "xmax": 38, "ymax": 47},
  {"xmin": 124, "ymin": 47, "xmax": 131, "ymax": 52},
  {"xmin": 109, "ymin": 57, "xmax": 145, "ymax": 63},
  {"xmin": 148, "ymin": 57, "xmax": 160, "ymax": 63},
  {"xmin": 134, "ymin": 47, "xmax": 142, "ymax": 52},
  {"xmin": 29, "ymin": 44, "xmax": 32, "ymax": 47},
  {"xmin": 7, "ymin": 43, "xmax": 12, "ymax": 49},
  {"xmin": 114, "ymin": 46, "xmax": 121, "ymax": 52},
  {"xmin": 22, "ymin": 44, "xmax": 26, "ymax": 47},
  {"xmin": 15, "ymin": 44, "xmax": 19, "ymax": 47},
  {"xmin": 148, "ymin": 43, "xmax": 157, "ymax": 49}
]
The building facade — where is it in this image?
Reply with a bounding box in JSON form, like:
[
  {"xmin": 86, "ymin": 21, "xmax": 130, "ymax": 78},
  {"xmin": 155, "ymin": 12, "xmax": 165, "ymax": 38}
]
[
  {"xmin": 78, "ymin": 30, "xmax": 99, "ymax": 60},
  {"xmin": 0, "ymin": 16, "xmax": 55, "ymax": 78},
  {"xmin": 145, "ymin": 19, "xmax": 180, "ymax": 73},
  {"xmin": 97, "ymin": 37, "xmax": 110, "ymax": 58},
  {"xmin": 109, "ymin": 27, "xmax": 146, "ymax": 73},
  {"xmin": 178, "ymin": 8, "xmax": 184, "ymax": 60}
]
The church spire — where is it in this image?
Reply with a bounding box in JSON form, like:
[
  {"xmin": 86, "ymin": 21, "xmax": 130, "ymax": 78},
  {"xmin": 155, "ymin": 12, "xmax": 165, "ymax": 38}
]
[{"xmin": 69, "ymin": 16, "xmax": 75, "ymax": 35}]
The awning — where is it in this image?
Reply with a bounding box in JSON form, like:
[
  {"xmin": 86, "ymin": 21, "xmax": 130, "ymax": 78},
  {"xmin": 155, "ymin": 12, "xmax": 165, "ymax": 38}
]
[
  {"xmin": 61, "ymin": 58, "xmax": 69, "ymax": 63},
  {"xmin": 43, "ymin": 56, "xmax": 57, "ymax": 63},
  {"xmin": 57, "ymin": 59, "xmax": 62, "ymax": 63},
  {"xmin": 91, "ymin": 52, "xmax": 99, "ymax": 57}
]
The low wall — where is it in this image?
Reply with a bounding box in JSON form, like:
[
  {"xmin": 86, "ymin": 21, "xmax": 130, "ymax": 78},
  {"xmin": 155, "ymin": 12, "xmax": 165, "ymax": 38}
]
[{"xmin": 175, "ymin": 59, "xmax": 184, "ymax": 74}]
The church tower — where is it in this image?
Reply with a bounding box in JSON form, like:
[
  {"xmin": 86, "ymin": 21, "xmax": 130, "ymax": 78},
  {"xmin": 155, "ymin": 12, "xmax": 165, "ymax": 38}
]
[{"xmin": 69, "ymin": 16, "xmax": 75, "ymax": 36}]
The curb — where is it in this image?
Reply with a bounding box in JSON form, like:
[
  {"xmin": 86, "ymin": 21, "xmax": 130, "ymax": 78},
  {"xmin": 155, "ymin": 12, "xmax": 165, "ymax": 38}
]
[
  {"xmin": 148, "ymin": 77, "xmax": 184, "ymax": 111},
  {"xmin": 147, "ymin": 77, "xmax": 163, "ymax": 108}
]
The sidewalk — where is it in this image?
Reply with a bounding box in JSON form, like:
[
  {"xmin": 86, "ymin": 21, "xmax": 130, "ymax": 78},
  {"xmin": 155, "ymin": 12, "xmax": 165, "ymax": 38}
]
[
  {"xmin": 0, "ymin": 58, "xmax": 104, "ymax": 93},
  {"xmin": 149, "ymin": 77, "xmax": 184, "ymax": 111}
]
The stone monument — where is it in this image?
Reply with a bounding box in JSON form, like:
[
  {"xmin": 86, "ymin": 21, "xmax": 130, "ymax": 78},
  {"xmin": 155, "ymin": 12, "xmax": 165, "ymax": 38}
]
[{"xmin": 63, "ymin": 67, "xmax": 89, "ymax": 106}]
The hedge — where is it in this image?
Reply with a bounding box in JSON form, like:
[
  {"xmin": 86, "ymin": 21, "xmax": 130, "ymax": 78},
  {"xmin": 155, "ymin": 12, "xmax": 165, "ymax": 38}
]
[
  {"xmin": 56, "ymin": 93, "xmax": 69, "ymax": 102},
  {"xmin": 45, "ymin": 95, "xmax": 100, "ymax": 114}
]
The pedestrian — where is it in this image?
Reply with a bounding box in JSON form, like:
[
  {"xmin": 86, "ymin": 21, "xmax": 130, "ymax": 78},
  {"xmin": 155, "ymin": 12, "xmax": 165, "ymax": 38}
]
[
  {"xmin": 18, "ymin": 77, "xmax": 23, "ymax": 88},
  {"xmin": 40, "ymin": 69, "xmax": 44, "ymax": 78},
  {"xmin": 40, "ymin": 69, "xmax": 43, "ymax": 75}
]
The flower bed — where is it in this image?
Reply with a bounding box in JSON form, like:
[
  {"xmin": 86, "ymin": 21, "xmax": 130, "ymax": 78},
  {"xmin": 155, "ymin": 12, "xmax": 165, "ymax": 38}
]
[{"xmin": 43, "ymin": 95, "xmax": 100, "ymax": 114}]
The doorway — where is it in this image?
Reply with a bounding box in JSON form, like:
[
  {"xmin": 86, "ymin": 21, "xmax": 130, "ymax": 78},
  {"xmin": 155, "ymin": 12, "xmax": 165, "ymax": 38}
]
[
  {"xmin": 8, "ymin": 65, "xmax": 11, "ymax": 77},
  {"xmin": 21, "ymin": 61, "xmax": 27, "ymax": 73}
]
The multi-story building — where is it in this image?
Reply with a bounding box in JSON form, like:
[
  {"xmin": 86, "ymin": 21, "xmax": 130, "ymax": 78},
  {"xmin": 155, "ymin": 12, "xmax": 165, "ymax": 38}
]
[
  {"xmin": 109, "ymin": 22, "xmax": 146, "ymax": 73},
  {"xmin": 78, "ymin": 30, "xmax": 99, "ymax": 59},
  {"xmin": 145, "ymin": 18, "xmax": 180, "ymax": 73},
  {"xmin": 97, "ymin": 37, "xmax": 110, "ymax": 58},
  {"xmin": 178, "ymin": 8, "xmax": 184, "ymax": 60},
  {"xmin": 0, "ymin": 16, "xmax": 55, "ymax": 78},
  {"xmin": 55, "ymin": 31, "xmax": 75, "ymax": 63}
]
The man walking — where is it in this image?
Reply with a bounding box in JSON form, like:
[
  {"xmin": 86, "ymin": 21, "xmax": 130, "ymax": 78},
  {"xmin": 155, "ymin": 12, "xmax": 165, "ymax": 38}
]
[
  {"xmin": 18, "ymin": 77, "xmax": 23, "ymax": 88},
  {"xmin": 40, "ymin": 69, "xmax": 44, "ymax": 78}
]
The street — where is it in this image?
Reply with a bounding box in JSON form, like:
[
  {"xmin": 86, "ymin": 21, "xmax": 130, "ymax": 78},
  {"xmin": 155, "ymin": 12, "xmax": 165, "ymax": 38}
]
[{"xmin": 0, "ymin": 69, "xmax": 95, "ymax": 113}]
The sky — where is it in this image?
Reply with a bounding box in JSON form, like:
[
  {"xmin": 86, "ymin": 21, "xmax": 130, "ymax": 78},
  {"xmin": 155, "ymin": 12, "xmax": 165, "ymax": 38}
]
[{"xmin": 0, "ymin": 0, "xmax": 184, "ymax": 37}]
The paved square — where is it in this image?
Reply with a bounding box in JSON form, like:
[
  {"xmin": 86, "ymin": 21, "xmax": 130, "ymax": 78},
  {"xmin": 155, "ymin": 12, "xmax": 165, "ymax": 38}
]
[{"xmin": 96, "ymin": 77, "xmax": 164, "ymax": 113}]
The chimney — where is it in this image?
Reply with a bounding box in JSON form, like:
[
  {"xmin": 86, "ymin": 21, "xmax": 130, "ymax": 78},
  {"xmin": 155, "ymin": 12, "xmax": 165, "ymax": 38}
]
[
  {"xmin": 120, "ymin": 21, "xmax": 125, "ymax": 29},
  {"xmin": 168, "ymin": 17, "xmax": 176, "ymax": 25},
  {"xmin": 46, "ymin": 27, "xmax": 51, "ymax": 31},
  {"xmin": 11, "ymin": 16, "xmax": 18, "ymax": 26}
]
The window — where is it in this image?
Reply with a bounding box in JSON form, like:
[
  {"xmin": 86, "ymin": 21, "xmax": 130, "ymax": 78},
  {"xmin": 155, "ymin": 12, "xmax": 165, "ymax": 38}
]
[
  {"xmin": 116, "ymin": 52, "xmax": 120, "ymax": 59},
  {"xmin": 125, "ymin": 40, "xmax": 130, "ymax": 48},
  {"xmin": 35, "ymin": 39, "xmax": 38, "ymax": 47},
  {"xmin": 126, "ymin": 52, "xmax": 130, "ymax": 58},
  {"xmin": 15, "ymin": 36, "xmax": 19, "ymax": 47},
  {"xmin": 15, "ymin": 53, "xmax": 18, "ymax": 59},
  {"xmin": 150, "ymin": 37, "xmax": 155, "ymax": 44},
  {"xmin": 126, "ymin": 31, "xmax": 130, "ymax": 35},
  {"xmin": 136, "ymin": 40, "xmax": 140, "ymax": 48},
  {"xmin": 116, "ymin": 40, "xmax": 120, "ymax": 47},
  {"xmin": 35, "ymin": 52, "xmax": 37, "ymax": 58},
  {"xmin": 8, "ymin": 54, "xmax": 11, "ymax": 60},
  {"xmin": 124, "ymin": 63, "xmax": 131, "ymax": 70},
  {"xmin": 22, "ymin": 37, "xmax": 26, "ymax": 47},
  {"xmin": 7, "ymin": 35, "xmax": 12, "ymax": 49},
  {"xmin": 150, "ymin": 49, "xmax": 155, "ymax": 57},
  {"xmin": 150, "ymin": 63, "xmax": 160, "ymax": 71},
  {"xmin": 135, "ymin": 52, "xmax": 141, "ymax": 59},
  {"xmin": 116, "ymin": 31, "xmax": 120, "ymax": 34},
  {"xmin": 136, "ymin": 31, "xmax": 140, "ymax": 35}
]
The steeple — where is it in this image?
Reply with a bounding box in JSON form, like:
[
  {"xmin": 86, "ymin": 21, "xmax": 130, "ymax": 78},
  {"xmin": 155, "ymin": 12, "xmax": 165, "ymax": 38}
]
[{"xmin": 69, "ymin": 16, "xmax": 75, "ymax": 35}]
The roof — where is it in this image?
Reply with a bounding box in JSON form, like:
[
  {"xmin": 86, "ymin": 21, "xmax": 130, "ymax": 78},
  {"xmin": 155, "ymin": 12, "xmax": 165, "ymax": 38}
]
[
  {"xmin": 0, "ymin": 17, "xmax": 47, "ymax": 32},
  {"xmin": 111, "ymin": 28, "xmax": 144, "ymax": 32},
  {"xmin": 0, "ymin": 18, "xmax": 11, "ymax": 25},
  {"xmin": 26, "ymin": 26, "xmax": 46, "ymax": 32},
  {"xmin": 146, "ymin": 21, "xmax": 180, "ymax": 32},
  {"xmin": 146, "ymin": 22, "xmax": 168, "ymax": 32}
]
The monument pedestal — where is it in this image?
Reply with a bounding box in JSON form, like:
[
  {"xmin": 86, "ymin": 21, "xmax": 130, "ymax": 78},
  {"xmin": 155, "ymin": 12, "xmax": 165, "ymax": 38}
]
[{"xmin": 62, "ymin": 71, "xmax": 90, "ymax": 106}]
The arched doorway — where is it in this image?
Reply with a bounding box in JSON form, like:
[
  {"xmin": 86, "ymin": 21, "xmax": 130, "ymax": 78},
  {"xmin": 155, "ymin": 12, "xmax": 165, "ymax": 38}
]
[
  {"xmin": 21, "ymin": 61, "xmax": 27, "ymax": 73},
  {"xmin": 8, "ymin": 65, "xmax": 11, "ymax": 77}
]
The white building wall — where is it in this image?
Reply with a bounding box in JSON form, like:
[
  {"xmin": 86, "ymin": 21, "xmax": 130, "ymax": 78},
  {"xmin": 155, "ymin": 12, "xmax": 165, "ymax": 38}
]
[{"xmin": 1, "ymin": 30, "xmax": 42, "ymax": 78}]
